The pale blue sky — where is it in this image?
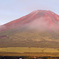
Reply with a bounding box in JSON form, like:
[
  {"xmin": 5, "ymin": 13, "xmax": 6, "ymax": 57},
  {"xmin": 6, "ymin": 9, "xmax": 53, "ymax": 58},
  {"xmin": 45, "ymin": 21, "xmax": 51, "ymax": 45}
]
[{"xmin": 0, "ymin": 0, "xmax": 59, "ymax": 25}]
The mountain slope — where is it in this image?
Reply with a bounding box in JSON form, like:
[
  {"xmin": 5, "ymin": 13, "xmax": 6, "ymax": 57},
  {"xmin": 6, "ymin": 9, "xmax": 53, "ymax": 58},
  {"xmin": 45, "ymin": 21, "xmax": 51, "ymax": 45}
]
[
  {"xmin": 0, "ymin": 10, "xmax": 59, "ymax": 48},
  {"xmin": 0, "ymin": 10, "xmax": 59, "ymax": 32}
]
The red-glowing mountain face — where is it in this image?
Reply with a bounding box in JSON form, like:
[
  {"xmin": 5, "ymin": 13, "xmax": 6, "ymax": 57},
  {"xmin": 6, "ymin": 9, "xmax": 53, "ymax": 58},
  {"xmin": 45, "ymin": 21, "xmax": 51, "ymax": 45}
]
[{"xmin": 0, "ymin": 10, "xmax": 59, "ymax": 31}]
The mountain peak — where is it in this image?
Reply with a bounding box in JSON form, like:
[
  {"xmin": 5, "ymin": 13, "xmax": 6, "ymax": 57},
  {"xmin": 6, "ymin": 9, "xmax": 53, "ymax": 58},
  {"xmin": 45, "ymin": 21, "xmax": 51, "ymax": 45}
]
[
  {"xmin": 30, "ymin": 10, "xmax": 59, "ymax": 21},
  {"xmin": 32, "ymin": 10, "xmax": 57, "ymax": 15},
  {"xmin": 31, "ymin": 10, "xmax": 52, "ymax": 17},
  {"xmin": 33, "ymin": 10, "xmax": 51, "ymax": 13}
]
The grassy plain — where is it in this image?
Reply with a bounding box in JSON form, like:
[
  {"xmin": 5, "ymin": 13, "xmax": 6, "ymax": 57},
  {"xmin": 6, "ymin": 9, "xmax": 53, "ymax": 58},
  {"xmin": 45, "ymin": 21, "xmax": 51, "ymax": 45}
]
[
  {"xmin": 0, "ymin": 47, "xmax": 59, "ymax": 53},
  {"xmin": 0, "ymin": 47, "xmax": 59, "ymax": 57}
]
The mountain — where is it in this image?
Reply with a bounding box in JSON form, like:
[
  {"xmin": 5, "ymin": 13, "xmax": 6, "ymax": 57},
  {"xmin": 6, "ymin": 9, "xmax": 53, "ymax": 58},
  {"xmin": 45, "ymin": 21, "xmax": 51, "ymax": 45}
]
[
  {"xmin": 0, "ymin": 10, "xmax": 59, "ymax": 48},
  {"xmin": 0, "ymin": 10, "xmax": 59, "ymax": 32}
]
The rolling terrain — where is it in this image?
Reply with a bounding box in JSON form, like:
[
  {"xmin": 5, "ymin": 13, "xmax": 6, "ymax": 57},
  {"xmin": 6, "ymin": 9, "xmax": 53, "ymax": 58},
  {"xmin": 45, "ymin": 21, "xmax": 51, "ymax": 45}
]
[{"xmin": 0, "ymin": 30, "xmax": 59, "ymax": 48}]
